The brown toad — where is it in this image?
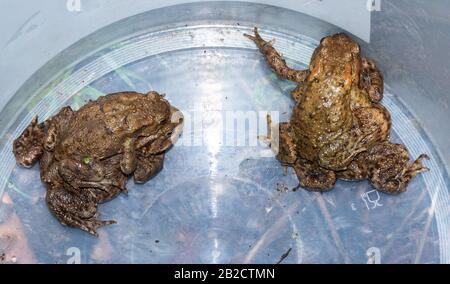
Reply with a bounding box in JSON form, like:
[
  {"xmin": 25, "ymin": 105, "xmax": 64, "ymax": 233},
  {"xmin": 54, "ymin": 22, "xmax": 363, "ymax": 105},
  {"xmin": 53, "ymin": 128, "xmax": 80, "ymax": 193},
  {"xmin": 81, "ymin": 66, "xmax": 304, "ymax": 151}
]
[
  {"xmin": 13, "ymin": 91, "xmax": 183, "ymax": 235},
  {"xmin": 245, "ymin": 28, "xmax": 428, "ymax": 194}
]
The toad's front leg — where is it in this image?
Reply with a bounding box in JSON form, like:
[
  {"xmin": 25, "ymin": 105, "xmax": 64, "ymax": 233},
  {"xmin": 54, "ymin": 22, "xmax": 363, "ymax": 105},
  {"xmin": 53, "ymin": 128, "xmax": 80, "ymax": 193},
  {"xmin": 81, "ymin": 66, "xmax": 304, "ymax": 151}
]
[
  {"xmin": 133, "ymin": 153, "xmax": 164, "ymax": 184},
  {"xmin": 360, "ymin": 58, "xmax": 384, "ymax": 103},
  {"xmin": 244, "ymin": 27, "xmax": 309, "ymax": 83},
  {"xmin": 58, "ymin": 158, "xmax": 126, "ymax": 202}
]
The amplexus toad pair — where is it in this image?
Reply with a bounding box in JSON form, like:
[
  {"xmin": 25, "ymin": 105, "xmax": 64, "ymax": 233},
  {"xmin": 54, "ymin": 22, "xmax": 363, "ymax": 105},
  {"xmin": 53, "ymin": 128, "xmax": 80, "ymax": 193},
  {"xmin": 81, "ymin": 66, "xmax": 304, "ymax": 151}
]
[{"xmin": 13, "ymin": 27, "xmax": 429, "ymax": 235}]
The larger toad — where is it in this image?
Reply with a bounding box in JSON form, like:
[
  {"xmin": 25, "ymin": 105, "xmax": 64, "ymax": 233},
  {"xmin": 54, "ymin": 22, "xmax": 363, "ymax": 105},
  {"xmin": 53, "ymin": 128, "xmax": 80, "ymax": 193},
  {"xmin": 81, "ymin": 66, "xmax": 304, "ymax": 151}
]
[
  {"xmin": 245, "ymin": 28, "xmax": 428, "ymax": 194},
  {"xmin": 13, "ymin": 91, "xmax": 183, "ymax": 235}
]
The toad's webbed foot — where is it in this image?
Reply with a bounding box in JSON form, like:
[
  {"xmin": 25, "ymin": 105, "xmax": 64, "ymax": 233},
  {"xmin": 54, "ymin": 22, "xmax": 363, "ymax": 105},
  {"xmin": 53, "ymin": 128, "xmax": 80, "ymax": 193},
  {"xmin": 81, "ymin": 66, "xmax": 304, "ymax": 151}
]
[
  {"xmin": 293, "ymin": 158, "xmax": 336, "ymax": 192},
  {"xmin": 244, "ymin": 27, "xmax": 308, "ymax": 83},
  {"xmin": 46, "ymin": 187, "xmax": 116, "ymax": 236},
  {"xmin": 14, "ymin": 107, "xmax": 74, "ymax": 167},
  {"xmin": 371, "ymin": 152, "xmax": 429, "ymax": 194},
  {"xmin": 361, "ymin": 57, "xmax": 384, "ymax": 103},
  {"xmin": 72, "ymin": 218, "xmax": 116, "ymax": 237},
  {"xmin": 13, "ymin": 117, "xmax": 45, "ymax": 167}
]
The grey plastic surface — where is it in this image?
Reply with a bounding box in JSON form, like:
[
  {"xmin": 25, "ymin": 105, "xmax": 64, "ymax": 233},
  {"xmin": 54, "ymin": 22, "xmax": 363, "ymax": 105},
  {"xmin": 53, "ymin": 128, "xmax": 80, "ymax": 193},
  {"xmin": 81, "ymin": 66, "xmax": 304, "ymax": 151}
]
[
  {"xmin": 0, "ymin": 0, "xmax": 370, "ymax": 114},
  {"xmin": 0, "ymin": 1, "xmax": 449, "ymax": 264}
]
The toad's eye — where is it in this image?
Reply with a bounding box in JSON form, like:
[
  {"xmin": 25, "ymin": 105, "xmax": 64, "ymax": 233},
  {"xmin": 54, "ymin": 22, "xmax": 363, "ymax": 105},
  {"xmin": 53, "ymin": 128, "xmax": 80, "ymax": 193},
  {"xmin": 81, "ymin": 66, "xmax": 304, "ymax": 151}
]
[{"xmin": 83, "ymin": 156, "xmax": 93, "ymax": 165}]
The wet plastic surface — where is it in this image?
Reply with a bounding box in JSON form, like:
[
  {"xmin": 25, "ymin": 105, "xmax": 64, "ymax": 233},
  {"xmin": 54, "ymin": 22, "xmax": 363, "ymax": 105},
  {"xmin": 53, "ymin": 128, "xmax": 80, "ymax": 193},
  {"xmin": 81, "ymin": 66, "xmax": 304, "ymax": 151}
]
[{"xmin": 0, "ymin": 18, "xmax": 449, "ymax": 263}]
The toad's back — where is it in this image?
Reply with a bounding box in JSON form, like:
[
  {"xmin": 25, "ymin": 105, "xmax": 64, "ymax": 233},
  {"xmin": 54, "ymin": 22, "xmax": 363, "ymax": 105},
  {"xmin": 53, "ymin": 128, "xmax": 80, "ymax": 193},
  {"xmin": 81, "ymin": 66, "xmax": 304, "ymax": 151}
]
[
  {"xmin": 291, "ymin": 33, "xmax": 362, "ymax": 162},
  {"xmin": 54, "ymin": 92, "xmax": 171, "ymax": 161}
]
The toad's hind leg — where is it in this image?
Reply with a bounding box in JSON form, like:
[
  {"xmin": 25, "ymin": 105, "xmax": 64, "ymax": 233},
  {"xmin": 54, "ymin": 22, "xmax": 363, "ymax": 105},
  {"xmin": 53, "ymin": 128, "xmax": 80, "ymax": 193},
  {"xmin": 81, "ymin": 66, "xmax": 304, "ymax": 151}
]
[
  {"xmin": 244, "ymin": 27, "xmax": 308, "ymax": 83},
  {"xmin": 293, "ymin": 159, "xmax": 336, "ymax": 192},
  {"xmin": 14, "ymin": 107, "xmax": 73, "ymax": 167},
  {"xmin": 133, "ymin": 154, "xmax": 164, "ymax": 184},
  {"xmin": 275, "ymin": 122, "xmax": 298, "ymax": 165},
  {"xmin": 46, "ymin": 187, "xmax": 116, "ymax": 236},
  {"xmin": 319, "ymin": 104, "xmax": 391, "ymax": 171},
  {"xmin": 338, "ymin": 142, "xmax": 429, "ymax": 194},
  {"xmin": 370, "ymin": 144, "xmax": 429, "ymax": 194}
]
